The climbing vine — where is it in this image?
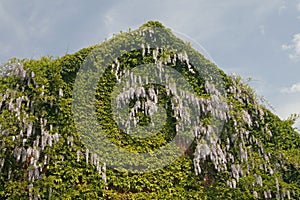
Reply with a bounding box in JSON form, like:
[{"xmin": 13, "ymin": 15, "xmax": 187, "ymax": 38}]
[{"xmin": 0, "ymin": 21, "xmax": 299, "ymax": 199}]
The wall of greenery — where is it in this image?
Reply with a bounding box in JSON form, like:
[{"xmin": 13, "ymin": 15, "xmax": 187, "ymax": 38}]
[{"xmin": 0, "ymin": 21, "xmax": 299, "ymax": 199}]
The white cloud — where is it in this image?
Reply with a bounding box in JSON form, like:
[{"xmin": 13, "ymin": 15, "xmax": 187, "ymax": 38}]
[
  {"xmin": 273, "ymin": 91, "xmax": 300, "ymax": 129},
  {"xmin": 278, "ymin": 0, "xmax": 287, "ymax": 15},
  {"xmin": 297, "ymin": 1, "xmax": 300, "ymax": 11},
  {"xmin": 282, "ymin": 33, "xmax": 300, "ymax": 61},
  {"xmin": 276, "ymin": 100, "xmax": 300, "ymax": 129},
  {"xmin": 281, "ymin": 82, "xmax": 300, "ymax": 93},
  {"xmin": 281, "ymin": 44, "xmax": 292, "ymax": 50}
]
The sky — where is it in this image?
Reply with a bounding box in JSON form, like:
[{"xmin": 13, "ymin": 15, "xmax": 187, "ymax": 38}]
[{"xmin": 1, "ymin": 0, "xmax": 300, "ymax": 128}]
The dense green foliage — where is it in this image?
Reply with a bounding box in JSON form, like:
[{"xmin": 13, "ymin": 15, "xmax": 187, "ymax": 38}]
[{"xmin": 0, "ymin": 21, "xmax": 299, "ymax": 199}]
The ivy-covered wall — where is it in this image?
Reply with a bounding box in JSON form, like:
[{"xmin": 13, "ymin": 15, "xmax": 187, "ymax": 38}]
[{"xmin": 0, "ymin": 21, "xmax": 299, "ymax": 199}]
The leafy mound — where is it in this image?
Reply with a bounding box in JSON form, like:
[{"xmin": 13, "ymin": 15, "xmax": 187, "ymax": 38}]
[{"xmin": 0, "ymin": 21, "xmax": 299, "ymax": 199}]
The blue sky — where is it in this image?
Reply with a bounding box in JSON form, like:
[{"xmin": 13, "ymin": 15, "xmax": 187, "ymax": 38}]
[{"xmin": 1, "ymin": 0, "xmax": 300, "ymax": 127}]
